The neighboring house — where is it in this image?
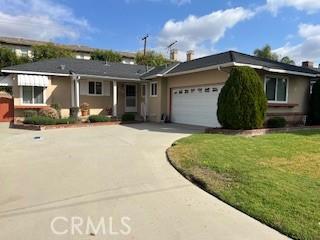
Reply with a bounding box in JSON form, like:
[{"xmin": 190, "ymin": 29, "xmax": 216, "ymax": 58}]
[
  {"xmin": 0, "ymin": 36, "xmax": 136, "ymax": 64},
  {"xmin": 1, "ymin": 50, "xmax": 319, "ymax": 127}
]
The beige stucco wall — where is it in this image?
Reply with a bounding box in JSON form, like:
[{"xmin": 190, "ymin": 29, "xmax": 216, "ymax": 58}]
[
  {"xmin": 151, "ymin": 68, "xmax": 311, "ymax": 124},
  {"xmin": 12, "ymin": 74, "xmax": 145, "ymax": 119},
  {"xmin": 147, "ymin": 78, "xmax": 166, "ymax": 122}
]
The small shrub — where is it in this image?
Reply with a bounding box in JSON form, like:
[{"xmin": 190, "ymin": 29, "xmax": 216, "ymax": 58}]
[
  {"xmin": 267, "ymin": 117, "xmax": 287, "ymax": 128},
  {"xmin": 23, "ymin": 116, "xmax": 56, "ymax": 125},
  {"xmin": 55, "ymin": 117, "xmax": 77, "ymax": 125},
  {"xmin": 23, "ymin": 116, "xmax": 77, "ymax": 125},
  {"xmin": 23, "ymin": 110, "xmax": 37, "ymax": 118},
  {"xmin": 121, "ymin": 113, "xmax": 135, "ymax": 122},
  {"xmin": 51, "ymin": 103, "xmax": 61, "ymax": 118},
  {"xmin": 39, "ymin": 107, "xmax": 59, "ymax": 119},
  {"xmin": 217, "ymin": 66, "xmax": 267, "ymax": 130},
  {"xmin": 88, "ymin": 115, "xmax": 111, "ymax": 123},
  {"xmin": 69, "ymin": 107, "xmax": 79, "ymax": 118}
]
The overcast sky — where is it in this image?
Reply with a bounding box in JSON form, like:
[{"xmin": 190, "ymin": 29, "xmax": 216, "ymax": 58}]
[{"xmin": 0, "ymin": 0, "xmax": 319, "ymax": 65}]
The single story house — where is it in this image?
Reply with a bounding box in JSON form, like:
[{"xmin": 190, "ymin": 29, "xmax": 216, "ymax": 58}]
[{"xmin": 1, "ymin": 50, "xmax": 319, "ymax": 127}]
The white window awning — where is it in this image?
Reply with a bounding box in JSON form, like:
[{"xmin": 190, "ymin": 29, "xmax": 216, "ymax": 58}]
[
  {"xmin": 17, "ymin": 74, "xmax": 49, "ymax": 87},
  {"xmin": 0, "ymin": 75, "xmax": 13, "ymax": 86}
]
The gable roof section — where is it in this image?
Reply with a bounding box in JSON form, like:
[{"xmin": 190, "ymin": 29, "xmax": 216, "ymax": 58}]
[
  {"xmin": 1, "ymin": 58, "xmax": 147, "ymax": 80},
  {"xmin": 165, "ymin": 51, "xmax": 320, "ymax": 78},
  {"xmin": 140, "ymin": 63, "xmax": 179, "ymax": 79}
]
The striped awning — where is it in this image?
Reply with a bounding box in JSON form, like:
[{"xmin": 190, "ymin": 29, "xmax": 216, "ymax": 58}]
[{"xmin": 17, "ymin": 74, "xmax": 49, "ymax": 87}]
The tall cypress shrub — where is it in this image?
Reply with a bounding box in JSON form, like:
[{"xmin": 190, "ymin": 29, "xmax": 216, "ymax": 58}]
[
  {"xmin": 309, "ymin": 80, "xmax": 320, "ymax": 125},
  {"xmin": 217, "ymin": 67, "xmax": 267, "ymax": 129}
]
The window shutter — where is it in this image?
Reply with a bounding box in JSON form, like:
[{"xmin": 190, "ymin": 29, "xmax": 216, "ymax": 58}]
[
  {"xmin": 104, "ymin": 81, "xmax": 111, "ymax": 96},
  {"xmin": 80, "ymin": 80, "xmax": 88, "ymax": 95}
]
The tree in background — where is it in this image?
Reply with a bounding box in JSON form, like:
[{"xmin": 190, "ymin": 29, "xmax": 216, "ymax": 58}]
[
  {"xmin": 135, "ymin": 51, "xmax": 168, "ymax": 67},
  {"xmin": 32, "ymin": 43, "xmax": 74, "ymax": 62},
  {"xmin": 217, "ymin": 67, "xmax": 267, "ymax": 130},
  {"xmin": 0, "ymin": 47, "xmax": 31, "ymax": 94},
  {"xmin": 254, "ymin": 44, "xmax": 295, "ymax": 65},
  {"xmin": 0, "ymin": 47, "xmax": 30, "ymax": 70},
  {"xmin": 90, "ymin": 50, "xmax": 122, "ymax": 62}
]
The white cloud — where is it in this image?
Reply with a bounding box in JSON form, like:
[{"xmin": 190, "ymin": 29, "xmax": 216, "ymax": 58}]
[
  {"xmin": 157, "ymin": 7, "xmax": 254, "ymax": 60},
  {"xmin": 0, "ymin": 0, "xmax": 91, "ymax": 41},
  {"xmin": 266, "ymin": 0, "xmax": 320, "ymax": 14},
  {"xmin": 274, "ymin": 23, "xmax": 320, "ymax": 65}
]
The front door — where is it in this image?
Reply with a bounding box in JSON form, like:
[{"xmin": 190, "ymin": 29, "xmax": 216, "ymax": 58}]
[{"xmin": 125, "ymin": 84, "xmax": 137, "ymax": 112}]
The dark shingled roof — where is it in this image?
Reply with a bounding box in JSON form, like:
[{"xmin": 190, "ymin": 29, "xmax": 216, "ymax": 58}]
[
  {"xmin": 168, "ymin": 51, "xmax": 320, "ymax": 76},
  {"xmin": 141, "ymin": 63, "xmax": 179, "ymax": 79},
  {"xmin": 2, "ymin": 58, "xmax": 147, "ymax": 80}
]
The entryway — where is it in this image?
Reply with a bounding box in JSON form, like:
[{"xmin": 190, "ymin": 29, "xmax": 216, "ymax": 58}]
[{"xmin": 125, "ymin": 84, "xmax": 137, "ymax": 112}]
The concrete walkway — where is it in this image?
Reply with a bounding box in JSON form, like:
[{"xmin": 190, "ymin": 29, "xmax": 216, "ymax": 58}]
[{"xmin": 0, "ymin": 123, "xmax": 288, "ymax": 239}]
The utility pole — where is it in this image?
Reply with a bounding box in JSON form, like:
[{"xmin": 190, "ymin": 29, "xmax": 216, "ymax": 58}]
[{"xmin": 142, "ymin": 34, "xmax": 149, "ymax": 56}]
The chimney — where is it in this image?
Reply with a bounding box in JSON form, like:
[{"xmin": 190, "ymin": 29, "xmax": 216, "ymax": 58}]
[
  {"xmin": 170, "ymin": 49, "xmax": 178, "ymax": 61},
  {"xmin": 186, "ymin": 50, "xmax": 194, "ymax": 61},
  {"xmin": 302, "ymin": 61, "xmax": 314, "ymax": 68}
]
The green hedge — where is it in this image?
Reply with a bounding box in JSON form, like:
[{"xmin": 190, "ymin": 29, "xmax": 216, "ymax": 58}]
[
  {"xmin": 88, "ymin": 115, "xmax": 111, "ymax": 123},
  {"xmin": 23, "ymin": 116, "xmax": 77, "ymax": 125},
  {"xmin": 217, "ymin": 66, "xmax": 267, "ymax": 130},
  {"xmin": 267, "ymin": 117, "xmax": 287, "ymax": 128},
  {"xmin": 23, "ymin": 110, "xmax": 37, "ymax": 118},
  {"xmin": 121, "ymin": 113, "xmax": 135, "ymax": 122}
]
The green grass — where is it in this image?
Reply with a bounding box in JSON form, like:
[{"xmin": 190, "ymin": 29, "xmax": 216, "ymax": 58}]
[{"xmin": 167, "ymin": 130, "xmax": 320, "ymax": 240}]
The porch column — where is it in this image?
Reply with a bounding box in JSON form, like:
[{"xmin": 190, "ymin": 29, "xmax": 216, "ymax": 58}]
[
  {"xmin": 144, "ymin": 83, "xmax": 148, "ymax": 121},
  {"xmin": 75, "ymin": 78, "xmax": 80, "ymax": 108},
  {"xmin": 113, "ymin": 80, "xmax": 117, "ymax": 117},
  {"xmin": 70, "ymin": 77, "xmax": 75, "ymax": 107}
]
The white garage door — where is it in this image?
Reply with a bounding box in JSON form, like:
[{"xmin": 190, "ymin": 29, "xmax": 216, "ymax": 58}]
[{"xmin": 171, "ymin": 84, "xmax": 223, "ymax": 127}]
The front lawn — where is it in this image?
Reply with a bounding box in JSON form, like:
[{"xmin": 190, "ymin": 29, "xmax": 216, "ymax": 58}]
[{"xmin": 167, "ymin": 130, "xmax": 320, "ymax": 240}]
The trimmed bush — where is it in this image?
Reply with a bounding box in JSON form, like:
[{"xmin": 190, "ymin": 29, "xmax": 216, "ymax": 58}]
[
  {"xmin": 88, "ymin": 115, "xmax": 111, "ymax": 123},
  {"xmin": 121, "ymin": 113, "xmax": 135, "ymax": 122},
  {"xmin": 39, "ymin": 107, "xmax": 59, "ymax": 119},
  {"xmin": 267, "ymin": 117, "xmax": 287, "ymax": 128},
  {"xmin": 217, "ymin": 67, "xmax": 267, "ymax": 130},
  {"xmin": 23, "ymin": 110, "xmax": 37, "ymax": 118},
  {"xmin": 23, "ymin": 116, "xmax": 56, "ymax": 125},
  {"xmin": 309, "ymin": 80, "xmax": 320, "ymax": 125},
  {"xmin": 23, "ymin": 116, "xmax": 77, "ymax": 125},
  {"xmin": 51, "ymin": 103, "xmax": 61, "ymax": 118}
]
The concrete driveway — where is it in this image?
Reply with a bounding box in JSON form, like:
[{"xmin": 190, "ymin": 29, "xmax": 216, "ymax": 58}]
[{"xmin": 0, "ymin": 123, "xmax": 287, "ymax": 240}]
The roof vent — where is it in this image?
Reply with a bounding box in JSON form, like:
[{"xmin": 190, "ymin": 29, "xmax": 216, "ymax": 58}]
[
  {"xmin": 60, "ymin": 64, "xmax": 66, "ymax": 70},
  {"xmin": 105, "ymin": 61, "xmax": 110, "ymax": 67}
]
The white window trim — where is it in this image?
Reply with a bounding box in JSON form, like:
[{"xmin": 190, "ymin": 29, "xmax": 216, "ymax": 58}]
[
  {"xmin": 20, "ymin": 86, "xmax": 46, "ymax": 106},
  {"xmin": 150, "ymin": 81, "xmax": 158, "ymax": 97},
  {"xmin": 88, "ymin": 80, "xmax": 104, "ymax": 96},
  {"xmin": 141, "ymin": 84, "xmax": 146, "ymax": 97},
  {"xmin": 264, "ymin": 75, "xmax": 289, "ymax": 103}
]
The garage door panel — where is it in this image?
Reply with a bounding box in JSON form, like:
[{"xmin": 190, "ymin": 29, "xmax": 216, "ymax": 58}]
[{"xmin": 171, "ymin": 85, "xmax": 223, "ymax": 127}]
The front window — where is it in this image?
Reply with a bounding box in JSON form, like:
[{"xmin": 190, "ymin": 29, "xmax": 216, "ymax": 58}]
[
  {"xmin": 265, "ymin": 76, "xmax": 288, "ymax": 102},
  {"xmin": 22, "ymin": 86, "xmax": 44, "ymax": 104},
  {"xmin": 88, "ymin": 81, "xmax": 103, "ymax": 95},
  {"xmin": 150, "ymin": 82, "xmax": 158, "ymax": 97}
]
